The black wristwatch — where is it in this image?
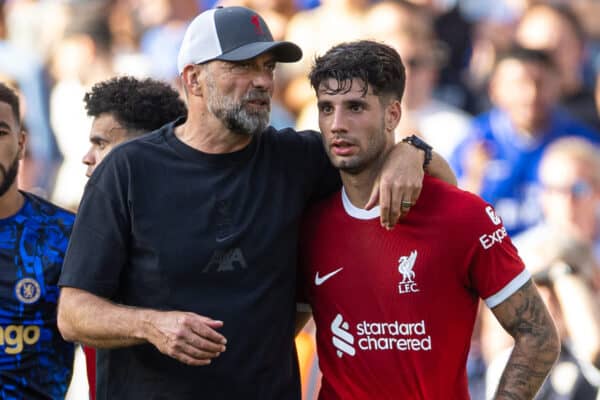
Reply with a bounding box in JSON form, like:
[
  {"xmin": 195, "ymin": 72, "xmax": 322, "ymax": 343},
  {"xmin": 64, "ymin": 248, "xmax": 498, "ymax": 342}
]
[{"xmin": 401, "ymin": 135, "xmax": 433, "ymax": 169}]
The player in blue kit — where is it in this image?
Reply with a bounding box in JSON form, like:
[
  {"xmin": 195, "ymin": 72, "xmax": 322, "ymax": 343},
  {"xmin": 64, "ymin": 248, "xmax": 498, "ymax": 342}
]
[{"xmin": 0, "ymin": 82, "xmax": 75, "ymax": 399}]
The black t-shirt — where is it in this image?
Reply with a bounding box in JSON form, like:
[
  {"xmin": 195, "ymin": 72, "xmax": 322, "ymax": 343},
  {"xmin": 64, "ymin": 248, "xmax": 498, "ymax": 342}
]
[{"xmin": 58, "ymin": 121, "xmax": 340, "ymax": 400}]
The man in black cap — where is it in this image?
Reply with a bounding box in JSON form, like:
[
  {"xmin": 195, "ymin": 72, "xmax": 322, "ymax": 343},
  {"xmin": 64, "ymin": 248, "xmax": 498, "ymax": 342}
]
[{"xmin": 56, "ymin": 6, "xmax": 455, "ymax": 399}]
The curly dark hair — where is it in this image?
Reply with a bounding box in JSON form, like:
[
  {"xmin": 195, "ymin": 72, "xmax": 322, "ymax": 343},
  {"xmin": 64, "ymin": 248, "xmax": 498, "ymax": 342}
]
[
  {"xmin": 0, "ymin": 82, "xmax": 20, "ymax": 126},
  {"xmin": 309, "ymin": 40, "xmax": 406, "ymax": 102},
  {"xmin": 84, "ymin": 76, "xmax": 187, "ymax": 134}
]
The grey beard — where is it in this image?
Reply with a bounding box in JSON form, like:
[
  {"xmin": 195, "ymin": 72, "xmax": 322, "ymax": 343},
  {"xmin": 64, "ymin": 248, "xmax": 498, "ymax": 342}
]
[
  {"xmin": 205, "ymin": 84, "xmax": 270, "ymax": 136},
  {"xmin": 213, "ymin": 102, "xmax": 269, "ymax": 137}
]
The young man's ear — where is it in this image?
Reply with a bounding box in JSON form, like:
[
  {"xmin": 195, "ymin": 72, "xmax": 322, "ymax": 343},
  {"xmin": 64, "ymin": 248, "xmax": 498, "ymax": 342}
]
[{"xmin": 385, "ymin": 99, "xmax": 402, "ymax": 133}]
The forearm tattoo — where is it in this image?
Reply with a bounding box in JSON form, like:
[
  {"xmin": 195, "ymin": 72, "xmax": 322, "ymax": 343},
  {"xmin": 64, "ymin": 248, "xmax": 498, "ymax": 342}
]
[{"xmin": 493, "ymin": 280, "xmax": 559, "ymax": 400}]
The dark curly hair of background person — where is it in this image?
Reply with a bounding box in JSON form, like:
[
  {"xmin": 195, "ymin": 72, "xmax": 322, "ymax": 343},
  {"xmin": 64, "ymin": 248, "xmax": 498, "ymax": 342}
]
[{"xmin": 84, "ymin": 76, "xmax": 187, "ymax": 134}]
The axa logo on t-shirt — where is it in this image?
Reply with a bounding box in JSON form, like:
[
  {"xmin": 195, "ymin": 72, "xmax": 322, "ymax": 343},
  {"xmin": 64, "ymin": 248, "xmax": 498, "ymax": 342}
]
[
  {"xmin": 397, "ymin": 250, "xmax": 419, "ymax": 294},
  {"xmin": 330, "ymin": 313, "xmax": 432, "ymax": 357},
  {"xmin": 202, "ymin": 248, "xmax": 248, "ymax": 272}
]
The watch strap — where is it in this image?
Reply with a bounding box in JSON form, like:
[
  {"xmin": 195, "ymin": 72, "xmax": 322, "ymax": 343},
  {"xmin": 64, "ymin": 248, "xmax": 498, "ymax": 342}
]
[{"xmin": 401, "ymin": 135, "xmax": 433, "ymax": 168}]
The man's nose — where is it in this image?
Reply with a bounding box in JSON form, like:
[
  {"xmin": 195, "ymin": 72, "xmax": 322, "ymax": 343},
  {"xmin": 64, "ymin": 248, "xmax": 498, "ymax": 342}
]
[
  {"xmin": 330, "ymin": 109, "xmax": 347, "ymax": 133},
  {"xmin": 251, "ymin": 69, "xmax": 274, "ymax": 91},
  {"xmin": 82, "ymin": 147, "xmax": 95, "ymax": 166},
  {"xmin": 82, "ymin": 148, "xmax": 96, "ymax": 177}
]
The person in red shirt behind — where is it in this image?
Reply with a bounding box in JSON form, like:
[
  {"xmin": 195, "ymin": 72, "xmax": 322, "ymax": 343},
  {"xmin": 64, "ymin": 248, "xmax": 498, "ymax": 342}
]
[{"xmin": 297, "ymin": 40, "xmax": 560, "ymax": 400}]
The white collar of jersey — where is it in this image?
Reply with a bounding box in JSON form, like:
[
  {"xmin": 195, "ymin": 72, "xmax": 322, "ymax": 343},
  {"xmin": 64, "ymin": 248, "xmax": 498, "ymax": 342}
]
[{"xmin": 342, "ymin": 187, "xmax": 380, "ymax": 220}]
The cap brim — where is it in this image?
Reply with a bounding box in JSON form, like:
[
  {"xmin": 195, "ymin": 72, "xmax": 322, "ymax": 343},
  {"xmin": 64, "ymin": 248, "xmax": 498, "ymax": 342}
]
[{"xmin": 216, "ymin": 41, "xmax": 302, "ymax": 63}]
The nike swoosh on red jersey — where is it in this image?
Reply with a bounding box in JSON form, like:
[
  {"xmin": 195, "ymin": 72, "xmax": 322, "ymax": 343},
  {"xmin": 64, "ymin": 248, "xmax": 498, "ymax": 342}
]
[{"xmin": 315, "ymin": 267, "xmax": 344, "ymax": 286}]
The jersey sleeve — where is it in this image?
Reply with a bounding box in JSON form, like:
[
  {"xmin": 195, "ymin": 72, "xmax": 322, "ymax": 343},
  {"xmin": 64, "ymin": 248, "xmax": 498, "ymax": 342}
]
[
  {"xmin": 465, "ymin": 201, "xmax": 531, "ymax": 308},
  {"xmin": 58, "ymin": 153, "xmax": 131, "ymax": 298}
]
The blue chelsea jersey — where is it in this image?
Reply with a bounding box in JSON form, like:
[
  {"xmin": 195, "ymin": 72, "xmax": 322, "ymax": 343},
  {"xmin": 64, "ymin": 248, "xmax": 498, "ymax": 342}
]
[{"xmin": 0, "ymin": 192, "xmax": 75, "ymax": 400}]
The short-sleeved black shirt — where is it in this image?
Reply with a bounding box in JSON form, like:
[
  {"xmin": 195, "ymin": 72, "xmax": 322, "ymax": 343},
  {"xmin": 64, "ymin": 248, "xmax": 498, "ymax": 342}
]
[{"xmin": 58, "ymin": 121, "xmax": 339, "ymax": 400}]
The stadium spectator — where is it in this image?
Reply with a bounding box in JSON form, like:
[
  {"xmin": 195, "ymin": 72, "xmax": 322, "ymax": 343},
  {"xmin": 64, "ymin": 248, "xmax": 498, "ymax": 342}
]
[
  {"xmin": 451, "ymin": 46, "xmax": 599, "ymax": 236},
  {"xmin": 48, "ymin": 16, "xmax": 115, "ymax": 209},
  {"xmin": 516, "ymin": 3, "xmax": 600, "ymax": 131},
  {"xmin": 0, "ymin": 1, "xmax": 61, "ymax": 196},
  {"xmin": 403, "ymin": 0, "xmax": 475, "ymax": 112},
  {"xmin": 283, "ymin": 0, "xmax": 369, "ymax": 122},
  {"xmin": 365, "ymin": 0, "xmax": 472, "ymax": 160},
  {"xmin": 484, "ymin": 136, "xmax": 600, "ymax": 398}
]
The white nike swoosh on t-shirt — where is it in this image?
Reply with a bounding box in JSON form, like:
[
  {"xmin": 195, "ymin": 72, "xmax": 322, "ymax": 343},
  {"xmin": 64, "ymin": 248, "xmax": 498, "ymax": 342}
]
[{"xmin": 315, "ymin": 267, "xmax": 344, "ymax": 286}]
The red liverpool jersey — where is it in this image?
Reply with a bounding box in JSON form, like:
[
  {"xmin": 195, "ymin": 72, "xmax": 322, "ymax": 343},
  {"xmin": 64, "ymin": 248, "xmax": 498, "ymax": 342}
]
[{"xmin": 299, "ymin": 176, "xmax": 529, "ymax": 400}]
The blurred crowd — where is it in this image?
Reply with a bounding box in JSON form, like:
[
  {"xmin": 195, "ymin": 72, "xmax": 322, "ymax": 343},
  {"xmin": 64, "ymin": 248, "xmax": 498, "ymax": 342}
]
[{"xmin": 3, "ymin": 0, "xmax": 600, "ymax": 399}]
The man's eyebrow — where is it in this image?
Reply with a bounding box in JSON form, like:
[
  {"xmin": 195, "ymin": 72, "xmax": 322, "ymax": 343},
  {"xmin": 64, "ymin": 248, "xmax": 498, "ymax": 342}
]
[
  {"xmin": 0, "ymin": 121, "xmax": 11, "ymax": 130},
  {"xmin": 346, "ymin": 98, "xmax": 368, "ymax": 106},
  {"xmin": 317, "ymin": 97, "xmax": 366, "ymax": 106},
  {"xmin": 89, "ymin": 135, "xmax": 109, "ymax": 144}
]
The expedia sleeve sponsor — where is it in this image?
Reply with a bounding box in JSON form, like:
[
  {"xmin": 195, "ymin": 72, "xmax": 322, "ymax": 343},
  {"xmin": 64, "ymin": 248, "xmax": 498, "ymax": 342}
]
[{"xmin": 479, "ymin": 226, "xmax": 508, "ymax": 250}]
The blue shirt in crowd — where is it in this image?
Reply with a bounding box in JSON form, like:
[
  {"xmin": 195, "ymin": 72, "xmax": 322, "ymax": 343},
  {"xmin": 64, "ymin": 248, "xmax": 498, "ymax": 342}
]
[{"xmin": 451, "ymin": 107, "xmax": 600, "ymax": 236}]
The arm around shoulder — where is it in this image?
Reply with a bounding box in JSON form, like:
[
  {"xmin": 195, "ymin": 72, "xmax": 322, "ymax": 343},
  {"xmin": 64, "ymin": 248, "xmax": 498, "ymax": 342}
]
[
  {"xmin": 426, "ymin": 150, "xmax": 457, "ymax": 187},
  {"xmin": 399, "ymin": 135, "xmax": 457, "ymax": 186}
]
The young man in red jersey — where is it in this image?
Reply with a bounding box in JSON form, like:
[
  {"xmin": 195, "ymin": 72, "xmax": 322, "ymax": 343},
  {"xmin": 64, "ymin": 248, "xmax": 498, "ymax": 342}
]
[{"xmin": 298, "ymin": 40, "xmax": 560, "ymax": 400}]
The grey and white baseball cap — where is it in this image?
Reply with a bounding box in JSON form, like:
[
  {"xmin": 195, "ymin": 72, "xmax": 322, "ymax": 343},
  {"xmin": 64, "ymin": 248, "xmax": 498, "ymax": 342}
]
[{"xmin": 177, "ymin": 6, "xmax": 302, "ymax": 73}]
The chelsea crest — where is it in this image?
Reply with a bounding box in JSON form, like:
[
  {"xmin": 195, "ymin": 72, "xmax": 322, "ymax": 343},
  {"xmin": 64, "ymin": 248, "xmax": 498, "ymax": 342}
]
[{"xmin": 15, "ymin": 278, "xmax": 41, "ymax": 304}]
